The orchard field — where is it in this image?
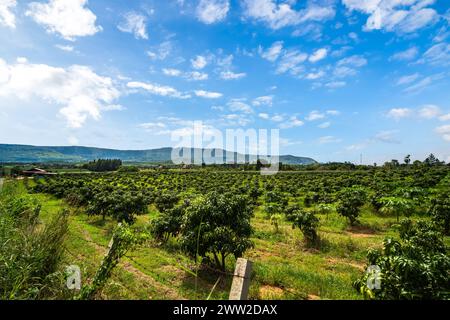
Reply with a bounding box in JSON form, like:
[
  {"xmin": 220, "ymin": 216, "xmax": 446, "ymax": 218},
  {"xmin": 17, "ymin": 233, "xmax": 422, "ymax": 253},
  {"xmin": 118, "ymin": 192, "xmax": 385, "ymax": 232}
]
[{"xmin": 1, "ymin": 164, "xmax": 449, "ymax": 300}]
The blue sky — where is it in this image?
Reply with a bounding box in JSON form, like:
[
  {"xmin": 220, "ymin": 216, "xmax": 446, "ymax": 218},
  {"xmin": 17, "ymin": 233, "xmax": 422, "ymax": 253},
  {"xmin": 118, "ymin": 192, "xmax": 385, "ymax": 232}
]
[{"xmin": 0, "ymin": 0, "xmax": 449, "ymax": 164}]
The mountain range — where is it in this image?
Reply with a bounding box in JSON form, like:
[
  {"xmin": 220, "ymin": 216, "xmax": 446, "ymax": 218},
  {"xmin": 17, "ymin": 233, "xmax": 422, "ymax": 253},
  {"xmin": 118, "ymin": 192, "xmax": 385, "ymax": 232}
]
[{"xmin": 0, "ymin": 144, "xmax": 317, "ymax": 165}]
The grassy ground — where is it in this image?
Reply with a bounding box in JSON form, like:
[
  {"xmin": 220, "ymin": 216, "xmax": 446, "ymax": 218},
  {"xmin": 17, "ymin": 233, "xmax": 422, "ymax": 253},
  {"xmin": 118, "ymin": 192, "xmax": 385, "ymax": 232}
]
[{"xmin": 10, "ymin": 179, "xmax": 442, "ymax": 300}]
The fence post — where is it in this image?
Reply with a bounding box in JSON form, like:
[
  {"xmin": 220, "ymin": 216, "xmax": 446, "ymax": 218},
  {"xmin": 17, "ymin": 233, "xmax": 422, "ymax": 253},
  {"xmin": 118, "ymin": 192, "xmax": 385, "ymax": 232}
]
[{"xmin": 229, "ymin": 258, "xmax": 252, "ymax": 300}]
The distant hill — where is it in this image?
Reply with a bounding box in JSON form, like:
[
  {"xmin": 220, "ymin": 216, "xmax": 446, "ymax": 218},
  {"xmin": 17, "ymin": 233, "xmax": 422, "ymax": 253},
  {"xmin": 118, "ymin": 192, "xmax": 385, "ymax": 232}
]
[{"xmin": 0, "ymin": 144, "xmax": 317, "ymax": 165}]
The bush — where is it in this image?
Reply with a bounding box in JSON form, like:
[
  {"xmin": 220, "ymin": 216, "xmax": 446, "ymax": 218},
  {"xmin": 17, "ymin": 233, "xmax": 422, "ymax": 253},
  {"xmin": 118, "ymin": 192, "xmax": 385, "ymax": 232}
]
[
  {"xmin": 180, "ymin": 192, "xmax": 254, "ymax": 271},
  {"xmin": 354, "ymin": 220, "xmax": 450, "ymax": 300},
  {"xmin": 290, "ymin": 210, "xmax": 319, "ymax": 247},
  {"xmin": 0, "ymin": 183, "xmax": 69, "ymax": 299},
  {"xmin": 336, "ymin": 187, "xmax": 367, "ymax": 225}
]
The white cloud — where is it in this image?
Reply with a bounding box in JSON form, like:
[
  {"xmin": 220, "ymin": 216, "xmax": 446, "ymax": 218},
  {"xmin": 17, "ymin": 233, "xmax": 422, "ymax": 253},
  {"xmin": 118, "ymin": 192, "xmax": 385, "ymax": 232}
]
[
  {"xmin": 0, "ymin": 0, "xmax": 16, "ymax": 29},
  {"xmin": 386, "ymin": 107, "xmax": 413, "ymax": 120},
  {"xmin": 227, "ymin": 99, "xmax": 252, "ymax": 113},
  {"xmin": 186, "ymin": 71, "xmax": 209, "ymax": 81},
  {"xmin": 419, "ymin": 42, "xmax": 450, "ymax": 66},
  {"xmin": 419, "ymin": 104, "xmax": 441, "ymax": 119},
  {"xmin": 396, "ymin": 73, "xmax": 419, "ymax": 85},
  {"xmin": 55, "ymin": 44, "xmax": 74, "ymax": 52},
  {"xmin": 191, "ymin": 55, "xmax": 208, "ymax": 69},
  {"xmin": 139, "ymin": 122, "xmax": 167, "ymax": 131},
  {"xmin": 127, "ymin": 81, "xmax": 191, "ymax": 99},
  {"xmin": 271, "ymin": 114, "xmax": 284, "ymax": 122},
  {"xmin": 220, "ymin": 71, "xmax": 246, "ymax": 80},
  {"xmin": 26, "ymin": 0, "xmax": 101, "ymax": 41},
  {"xmin": 163, "ymin": 68, "xmax": 209, "ymax": 81},
  {"xmin": 194, "ymin": 90, "xmax": 223, "ymax": 99},
  {"xmin": 280, "ymin": 116, "xmax": 304, "ymax": 129},
  {"xmin": 325, "ymin": 81, "xmax": 347, "ymax": 89},
  {"xmin": 196, "ymin": 0, "xmax": 229, "ymax": 24},
  {"xmin": 118, "ymin": 12, "xmax": 148, "ymax": 40},
  {"xmin": 318, "ymin": 121, "xmax": 331, "ymax": 128},
  {"xmin": 276, "ymin": 49, "xmax": 308, "ymax": 74},
  {"xmin": 252, "ymin": 95, "xmax": 273, "ymax": 107},
  {"xmin": 337, "ymin": 55, "xmax": 367, "ymax": 67},
  {"xmin": 259, "ymin": 41, "xmax": 284, "ymax": 62},
  {"xmin": 342, "ymin": 0, "xmax": 439, "ymax": 33},
  {"xmin": 242, "ymin": 0, "xmax": 335, "ymax": 30},
  {"xmin": 309, "ymin": 48, "xmax": 327, "ymax": 63},
  {"xmin": 258, "ymin": 112, "xmax": 269, "ymax": 119},
  {"xmin": 390, "ymin": 47, "xmax": 419, "ymax": 61},
  {"xmin": 305, "ymin": 70, "xmax": 325, "ymax": 80},
  {"xmin": 318, "ymin": 135, "xmax": 342, "ymax": 144},
  {"xmin": 403, "ymin": 73, "xmax": 443, "ymax": 94},
  {"xmin": 0, "ymin": 57, "xmax": 120, "ymax": 128},
  {"xmin": 162, "ymin": 68, "xmax": 182, "ymax": 77},
  {"xmin": 435, "ymin": 124, "xmax": 450, "ymax": 142},
  {"xmin": 439, "ymin": 113, "xmax": 450, "ymax": 121},
  {"xmin": 147, "ymin": 41, "xmax": 173, "ymax": 61},
  {"xmin": 306, "ymin": 110, "xmax": 325, "ymax": 121},
  {"xmin": 326, "ymin": 110, "xmax": 341, "ymax": 116}
]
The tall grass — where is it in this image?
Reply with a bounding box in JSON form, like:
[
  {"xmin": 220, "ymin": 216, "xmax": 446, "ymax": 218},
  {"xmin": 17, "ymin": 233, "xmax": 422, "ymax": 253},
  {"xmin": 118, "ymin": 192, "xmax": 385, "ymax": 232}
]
[{"xmin": 0, "ymin": 180, "xmax": 69, "ymax": 299}]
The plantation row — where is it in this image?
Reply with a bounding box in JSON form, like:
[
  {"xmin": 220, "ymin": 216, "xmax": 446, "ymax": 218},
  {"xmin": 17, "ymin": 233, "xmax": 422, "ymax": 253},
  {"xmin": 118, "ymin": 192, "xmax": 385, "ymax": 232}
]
[{"xmin": 28, "ymin": 166, "xmax": 450, "ymax": 299}]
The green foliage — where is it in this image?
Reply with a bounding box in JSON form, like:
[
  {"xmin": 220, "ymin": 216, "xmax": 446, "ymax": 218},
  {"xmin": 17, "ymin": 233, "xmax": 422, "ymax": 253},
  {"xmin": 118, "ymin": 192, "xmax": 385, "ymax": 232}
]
[
  {"xmin": 117, "ymin": 166, "xmax": 139, "ymax": 173},
  {"xmin": 82, "ymin": 159, "xmax": 122, "ymax": 172},
  {"xmin": 86, "ymin": 190, "xmax": 147, "ymax": 223},
  {"xmin": 179, "ymin": 192, "xmax": 254, "ymax": 271},
  {"xmin": 0, "ymin": 183, "xmax": 69, "ymax": 299},
  {"xmin": 290, "ymin": 210, "xmax": 320, "ymax": 247},
  {"xmin": 270, "ymin": 213, "xmax": 283, "ymax": 233},
  {"xmin": 151, "ymin": 201, "xmax": 189, "ymax": 241},
  {"xmin": 336, "ymin": 187, "xmax": 367, "ymax": 225},
  {"xmin": 378, "ymin": 197, "xmax": 414, "ymax": 222},
  {"xmin": 154, "ymin": 191, "xmax": 180, "ymax": 213},
  {"xmin": 429, "ymin": 191, "xmax": 450, "ymax": 235},
  {"xmin": 78, "ymin": 223, "xmax": 149, "ymax": 300},
  {"xmin": 354, "ymin": 220, "xmax": 450, "ymax": 300}
]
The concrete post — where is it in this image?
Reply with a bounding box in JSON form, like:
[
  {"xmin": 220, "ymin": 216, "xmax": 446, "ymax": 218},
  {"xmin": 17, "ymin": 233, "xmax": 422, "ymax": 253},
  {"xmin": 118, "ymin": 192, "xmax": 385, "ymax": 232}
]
[{"xmin": 229, "ymin": 258, "xmax": 252, "ymax": 300}]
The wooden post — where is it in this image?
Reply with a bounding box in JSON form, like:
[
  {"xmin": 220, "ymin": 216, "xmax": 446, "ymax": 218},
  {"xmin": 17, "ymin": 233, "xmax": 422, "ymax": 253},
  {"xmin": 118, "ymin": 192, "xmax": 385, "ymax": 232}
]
[{"xmin": 229, "ymin": 258, "xmax": 252, "ymax": 300}]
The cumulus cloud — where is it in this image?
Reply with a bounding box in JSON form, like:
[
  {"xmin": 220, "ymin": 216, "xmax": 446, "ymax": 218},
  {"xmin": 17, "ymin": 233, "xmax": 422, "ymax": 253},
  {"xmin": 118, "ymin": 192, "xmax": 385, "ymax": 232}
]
[
  {"xmin": 396, "ymin": 73, "xmax": 419, "ymax": 85},
  {"xmin": 26, "ymin": 0, "xmax": 101, "ymax": 41},
  {"xmin": 194, "ymin": 90, "xmax": 223, "ymax": 99},
  {"xmin": 306, "ymin": 110, "xmax": 325, "ymax": 121},
  {"xmin": 318, "ymin": 135, "xmax": 342, "ymax": 144},
  {"xmin": 220, "ymin": 71, "xmax": 246, "ymax": 80},
  {"xmin": 389, "ymin": 47, "xmax": 419, "ymax": 61},
  {"xmin": 227, "ymin": 99, "xmax": 253, "ymax": 113},
  {"xmin": 0, "ymin": 0, "xmax": 16, "ymax": 29},
  {"xmin": 191, "ymin": 55, "xmax": 208, "ymax": 69},
  {"xmin": 0, "ymin": 57, "xmax": 120, "ymax": 128},
  {"xmin": 196, "ymin": 0, "xmax": 229, "ymax": 24},
  {"xmin": 259, "ymin": 41, "xmax": 284, "ymax": 62},
  {"xmin": 435, "ymin": 124, "xmax": 450, "ymax": 142},
  {"xmin": 242, "ymin": 0, "xmax": 335, "ymax": 30},
  {"xmin": 419, "ymin": 42, "xmax": 450, "ymax": 66},
  {"xmin": 162, "ymin": 68, "xmax": 208, "ymax": 81},
  {"xmin": 147, "ymin": 41, "xmax": 173, "ymax": 61},
  {"xmin": 127, "ymin": 81, "xmax": 191, "ymax": 99},
  {"xmin": 309, "ymin": 48, "xmax": 327, "ymax": 63},
  {"xmin": 276, "ymin": 49, "xmax": 308, "ymax": 75},
  {"xmin": 280, "ymin": 116, "xmax": 304, "ymax": 129},
  {"xmin": 419, "ymin": 104, "xmax": 441, "ymax": 119},
  {"xmin": 118, "ymin": 12, "xmax": 148, "ymax": 39},
  {"xmin": 386, "ymin": 107, "xmax": 413, "ymax": 120},
  {"xmin": 342, "ymin": 0, "xmax": 439, "ymax": 33},
  {"xmin": 252, "ymin": 95, "xmax": 273, "ymax": 107}
]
